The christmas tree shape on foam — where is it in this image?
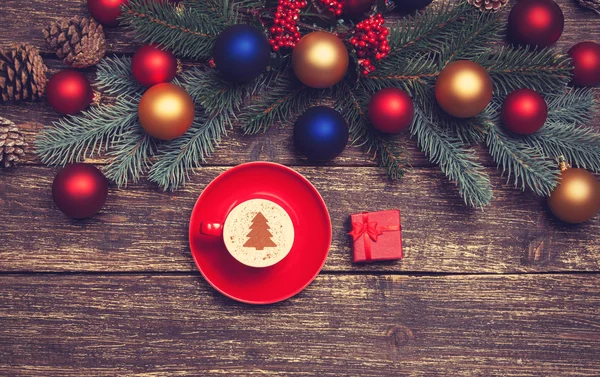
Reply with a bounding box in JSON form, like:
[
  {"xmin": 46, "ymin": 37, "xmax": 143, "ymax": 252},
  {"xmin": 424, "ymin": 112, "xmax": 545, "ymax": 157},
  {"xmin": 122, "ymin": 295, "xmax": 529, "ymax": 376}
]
[{"xmin": 243, "ymin": 212, "xmax": 277, "ymax": 250}]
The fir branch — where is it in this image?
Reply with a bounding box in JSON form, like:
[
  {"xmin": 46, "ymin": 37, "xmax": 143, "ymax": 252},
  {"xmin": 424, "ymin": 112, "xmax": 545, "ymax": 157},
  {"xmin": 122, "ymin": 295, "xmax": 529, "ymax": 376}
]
[
  {"xmin": 340, "ymin": 84, "xmax": 409, "ymax": 180},
  {"xmin": 35, "ymin": 99, "xmax": 139, "ymax": 166},
  {"xmin": 378, "ymin": 2, "xmax": 472, "ymax": 73},
  {"xmin": 104, "ymin": 126, "xmax": 157, "ymax": 187},
  {"xmin": 147, "ymin": 112, "xmax": 223, "ymax": 191},
  {"xmin": 148, "ymin": 68, "xmax": 248, "ymax": 190},
  {"xmin": 476, "ymin": 47, "xmax": 572, "ymax": 96},
  {"xmin": 485, "ymin": 121, "xmax": 559, "ymax": 196},
  {"xmin": 122, "ymin": 0, "xmax": 253, "ymax": 60},
  {"xmin": 95, "ymin": 56, "xmax": 145, "ymax": 98},
  {"xmin": 239, "ymin": 66, "xmax": 315, "ymax": 135},
  {"xmin": 438, "ymin": 9, "xmax": 503, "ymax": 67},
  {"xmin": 180, "ymin": 67, "xmax": 245, "ymax": 114},
  {"xmin": 412, "ymin": 107, "xmax": 492, "ymax": 207},
  {"xmin": 523, "ymin": 89, "xmax": 600, "ymax": 172},
  {"xmin": 363, "ymin": 55, "xmax": 439, "ymax": 93}
]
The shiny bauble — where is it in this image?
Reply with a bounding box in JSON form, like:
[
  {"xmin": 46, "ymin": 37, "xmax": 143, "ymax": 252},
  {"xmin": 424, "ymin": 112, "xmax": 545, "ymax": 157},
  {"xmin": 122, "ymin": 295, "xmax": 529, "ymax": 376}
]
[
  {"xmin": 87, "ymin": 0, "xmax": 128, "ymax": 27},
  {"xmin": 138, "ymin": 83, "xmax": 195, "ymax": 141},
  {"xmin": 501, "ymin": 89, "xmax": 548, "ymax": 135},
  {"xmin": 47, "ymin": 70, "xmax": 93, "ymax": 115},
  {"xmin": 52, "ymin": 163, "xmax": 109, "ymax": 219},
  {"xmin": 292, "ymin": 31, "xmax": 349, "ymax": 88},
  {"xmin": 214, "ymin": 25, "xmax": 270, "ymax": 83},
  {"xmin": 548, "ymin": 166, "xmax": 600, "ymax": 224},
  {"xmin": 343, "ymin": 0, "xmax": 375, "ymax": 18},
  {"xmin": 132, "ymin": 45, "xmax": 178, "ymax": 87},
  {"xmin": 569, "ymin": 41, "xmax": 600, "ymax": 87},
  {"xmin": 294, "ymin": 106, "xmax": 349, "ymax": 162},
  {"xmin": 508, "ymin": 0, "xmax": 564, "ymax": 47},
  {"xmin": 396, "ymin": 0, "xmax": 434, "ymax": 10},
  {"xmin": 434, "ymin": 60, "xmax": 493, "ymax": 118},
  {"xmin": 368, "ymin": 88, "xmax": 414, "ymax": 134}
]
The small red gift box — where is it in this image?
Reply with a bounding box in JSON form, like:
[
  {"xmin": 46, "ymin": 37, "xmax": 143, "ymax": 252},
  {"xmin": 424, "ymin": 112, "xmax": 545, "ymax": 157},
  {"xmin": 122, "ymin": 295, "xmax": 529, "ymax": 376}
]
[{"xmin": 349, "ymin": 209, "xmax": 402, "ymax": 262}]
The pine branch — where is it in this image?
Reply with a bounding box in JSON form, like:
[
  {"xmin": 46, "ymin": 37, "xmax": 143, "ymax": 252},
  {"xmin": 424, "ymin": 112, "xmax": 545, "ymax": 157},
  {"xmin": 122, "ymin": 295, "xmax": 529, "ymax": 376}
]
[
  {"xmin": 476, "ymin": 47, "xmax": 572, "ymax": 96},
  {"xmin": 148, "ymin": 68, "xmax": 247, "ymax": 190},
  {"xmin": 363, "ymin": 55, "xmax": 439, "ymax": 93},
  {"xmin": 438, "ymin": 9, "xmax": 503, "ymax": 67},
  {"xmin": 35, "ymin": 99, "xmax": 139, "ymax": 166},
  {"xmin": 122, "ymin": 0, "xmax": 255, "ymax": 60},
  {"xmin": 381, "ymin": 2, "xmax": 472, "ymax": 72},
  {"xmin": 523, "ymin": 89, "xmax": 600, "ymax": 172},
  {"xmin": 180, "ymin": 67, "xmax": 245, "ymax": 114},
  {"xmin": 340, "ymin": 83, "xmax": 409, "ymax": 180},
  {"xmin": 104, "ymin": 125, "xmax": 157, "ymax": 187},
  {"xmin": 147, "ymin": 111, "xmax": 223, "ymax": 190},
  {"xmin": 239, "ymin": 66, "xmax": 315, "ymax": 135},
  {"xmin": 485, "ymin": 120, "xmax": 559, "ymax": 196},
  {"xmin": 95, "ymin": 56, "xmax": 145, "ymax": 98},
  {"xmin": 412, "ymin": 107, "xmax": 492, "ymax": 207}
]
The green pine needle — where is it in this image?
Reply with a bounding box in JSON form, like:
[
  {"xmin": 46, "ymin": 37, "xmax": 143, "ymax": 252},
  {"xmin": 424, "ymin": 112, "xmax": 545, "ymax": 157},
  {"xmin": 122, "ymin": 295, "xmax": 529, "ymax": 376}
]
[
  {"xmin": 104, "ymin": 126, "xmax": 157, "ymax": 187},
  {"xmin": 96, "ymin": 56, "xmax": 145, "ymax": 98},
  {"xmin": 412, "ymin": 107, "xmax": 493, "ymax": 208},
  {"xmin": 35, "ymin": 99, "xmax": 139, "ymax": 167}
]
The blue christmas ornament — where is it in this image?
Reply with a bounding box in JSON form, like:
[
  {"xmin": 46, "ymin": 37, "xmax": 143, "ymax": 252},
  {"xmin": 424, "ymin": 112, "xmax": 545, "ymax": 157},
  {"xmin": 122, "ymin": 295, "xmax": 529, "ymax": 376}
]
[
  {"xmin": 294, "ymin": 106, "xmax": 349, "ymax": 162},
  {"xmin": 214, "ymin": 25, "xmax": 270, "ymax": 83}
]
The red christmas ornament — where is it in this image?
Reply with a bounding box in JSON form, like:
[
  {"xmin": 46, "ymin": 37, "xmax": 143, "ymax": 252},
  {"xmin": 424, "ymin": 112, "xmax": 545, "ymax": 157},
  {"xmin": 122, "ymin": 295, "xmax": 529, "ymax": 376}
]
[
  {"xmin": 343, "ymin": 0, "xmax": 375, "ymax": 18},
  {"xmin": 349, "ymin": 14, "xmax": 390, "ymax": 76},
  {"xmin": 507, "ymin": 0, "xmax": 564, "ymax": 47},
  {"xmin": 501, "ymin": 89, "xmax": 548, "ymax": 135},
  {"xmin": 47, "ymin": 70, "xmax": 93, "ymax": 115},
  {"xmin": 368, "ymin": 88, "xmax": 414, "ymax": 134},
  {"xmin": 87, "ymin": 0, "xmax": 128, "ymax": 27},
  {"xmin": 132, "ymin": 45, "xmax": 178, "ymax": 87},
  {"xmin": 269, "ymin": 0, "xmax": 307, "ymax": 51},
  {"xmin": 52, "ymin": 163, "xmax": 109, "ymax": 219},
  {"xmin": 569, "ymin": 41, "xmax": 600, "ymax": 87}
]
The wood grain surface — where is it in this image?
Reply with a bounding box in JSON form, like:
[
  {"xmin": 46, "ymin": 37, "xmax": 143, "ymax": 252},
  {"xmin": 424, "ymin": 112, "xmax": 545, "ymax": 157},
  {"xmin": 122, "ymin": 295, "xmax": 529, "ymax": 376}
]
[
  {"xmin": 1, "ymin": 166, "xmax": 599, "ymax": 273},
  {"xmin": 1, "ymin": 274, "xmax": 599, "ymax": 376},
  {"xmin": 1, "ymin": 0, "xmax": 599, "ymax": 375}
]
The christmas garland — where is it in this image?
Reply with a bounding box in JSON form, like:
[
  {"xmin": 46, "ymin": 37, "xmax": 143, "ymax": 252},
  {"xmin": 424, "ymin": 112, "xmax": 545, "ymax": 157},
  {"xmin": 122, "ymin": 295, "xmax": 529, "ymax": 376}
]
[{"xmin": 35, "ymin": 0, "xmax": 600, "ymax": 208}]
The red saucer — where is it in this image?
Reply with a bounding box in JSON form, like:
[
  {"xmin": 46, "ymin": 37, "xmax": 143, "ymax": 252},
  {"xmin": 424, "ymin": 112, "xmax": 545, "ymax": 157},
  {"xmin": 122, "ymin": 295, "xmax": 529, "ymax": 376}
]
[{"xmin": 189, "ymin": 162, "xmax": 331, "ymax": 304}]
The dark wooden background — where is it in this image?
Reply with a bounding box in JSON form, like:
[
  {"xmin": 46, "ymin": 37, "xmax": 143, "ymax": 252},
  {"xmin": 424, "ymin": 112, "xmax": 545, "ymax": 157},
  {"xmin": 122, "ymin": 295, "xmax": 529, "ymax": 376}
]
[{"xmin": 1, "ymin": 0, "xmax": 599, "ymax": 375}]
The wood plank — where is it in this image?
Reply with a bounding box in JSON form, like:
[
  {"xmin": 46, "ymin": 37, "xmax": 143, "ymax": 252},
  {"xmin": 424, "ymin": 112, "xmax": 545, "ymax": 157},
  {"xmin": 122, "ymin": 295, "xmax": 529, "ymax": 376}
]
[
  {"xmin": 1, "ymin": 0, "xmax": 598, "ymax": 53},
  {"xmin": 0, "ymin": 165, "xmax": 598, "ymax": 273},
  {"xmin": 0, "ymin": 273, "xmax": 599, "ymax": 376}
]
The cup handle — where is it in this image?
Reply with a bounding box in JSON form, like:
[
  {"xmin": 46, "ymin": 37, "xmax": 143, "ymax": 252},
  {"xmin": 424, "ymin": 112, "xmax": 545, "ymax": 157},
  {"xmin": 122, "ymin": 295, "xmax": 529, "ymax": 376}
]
[{"xmin": 200, "ymin": 222, "xmax": 224, "ymax": 237}]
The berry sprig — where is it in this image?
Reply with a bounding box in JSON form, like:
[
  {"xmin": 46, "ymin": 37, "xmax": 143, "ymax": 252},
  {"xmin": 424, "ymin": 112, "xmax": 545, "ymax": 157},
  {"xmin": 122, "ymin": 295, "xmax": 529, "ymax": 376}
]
[
  {"xmin": 269, "ymin": 0, "xmax": 308, "ymax": 51},
  {"xmin": 318, "ymin": 0, "xmax": 344, "ymax": 16},
  {"xmin": 349, "ymin": 14, "xmax": 390, "ymax": 75}
]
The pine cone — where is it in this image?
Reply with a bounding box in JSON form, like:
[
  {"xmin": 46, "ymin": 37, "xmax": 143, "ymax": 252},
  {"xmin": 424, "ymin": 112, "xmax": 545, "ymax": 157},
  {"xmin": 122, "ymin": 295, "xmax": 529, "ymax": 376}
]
[
  {"xmin": 0, "ymin": 43, "xmax": 48, "ymax": 102},
  {"xmin": 42, "ymin": 16, "xmax": 106, "ymax": 69},
  {"xmin": 0, "ymin": 117, "xmax": 27, "ymax": 168},
  {"xmin": 575, "ymin": 0, "xmax": 600, "ymax": 14},
  {"xmin": 468, "ymin": 0, "xmax": 509, "ymax": 11}
]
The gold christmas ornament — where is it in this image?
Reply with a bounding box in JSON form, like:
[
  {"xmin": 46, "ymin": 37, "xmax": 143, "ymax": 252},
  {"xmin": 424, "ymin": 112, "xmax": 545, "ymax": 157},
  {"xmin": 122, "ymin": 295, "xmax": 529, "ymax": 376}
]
[
  {"xmin": 292, "ymin": 31, "xmax": 349, "ymax": 89},
  {"xmin": 138, "ymin": 83, "xmax": 195, "ymax": 141},
  {"xmin": 435, "ymin": 60, "xmax": 493, "ymax": 118},
  {"xmin": 548, "ymin": 160, "xmax": 600, "ymax": 224}
]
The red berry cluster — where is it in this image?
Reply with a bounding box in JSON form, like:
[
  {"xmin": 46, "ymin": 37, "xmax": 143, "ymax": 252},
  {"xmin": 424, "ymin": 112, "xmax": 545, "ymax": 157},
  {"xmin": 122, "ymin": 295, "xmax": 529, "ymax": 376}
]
[
  {"xmin": 269, "ymin": 0, "xmax": 307, "ymax": 51},
  {"xmin": 349, "ymin": 14, "xmax": 390, "ymax": 75},
  {"xmin": 318, "ymin": 0, "xmax": 344, "ymax": 16}
]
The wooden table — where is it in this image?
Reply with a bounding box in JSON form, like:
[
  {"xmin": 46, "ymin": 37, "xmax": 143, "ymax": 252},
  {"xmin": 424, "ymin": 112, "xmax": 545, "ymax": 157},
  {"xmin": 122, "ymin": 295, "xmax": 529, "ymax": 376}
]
[{"xmin": 1, "ymin": 1, "xmax": 599, "ymax": 375}]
